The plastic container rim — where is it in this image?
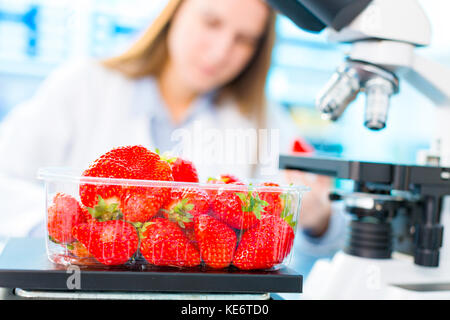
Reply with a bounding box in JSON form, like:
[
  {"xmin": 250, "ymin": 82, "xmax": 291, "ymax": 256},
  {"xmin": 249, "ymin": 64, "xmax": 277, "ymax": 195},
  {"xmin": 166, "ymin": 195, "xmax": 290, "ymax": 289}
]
[{"xmin": 37, "ymin": 167, "xmax": 311, "ymax": 193}]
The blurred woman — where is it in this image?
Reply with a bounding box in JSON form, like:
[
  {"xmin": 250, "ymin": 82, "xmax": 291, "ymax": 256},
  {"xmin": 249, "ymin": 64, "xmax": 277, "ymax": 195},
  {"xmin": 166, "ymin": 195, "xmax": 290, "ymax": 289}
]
[{"xmin": 0, "ymin": 0, "xmax": 344, "ymax": 263}]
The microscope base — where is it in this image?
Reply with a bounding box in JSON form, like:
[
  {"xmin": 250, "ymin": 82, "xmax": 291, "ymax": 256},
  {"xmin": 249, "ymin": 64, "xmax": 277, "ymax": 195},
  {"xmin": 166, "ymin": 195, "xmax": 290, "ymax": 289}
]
[{"xmin": 302, "ymin": 251, "xmax": 450, "ymax": 299}]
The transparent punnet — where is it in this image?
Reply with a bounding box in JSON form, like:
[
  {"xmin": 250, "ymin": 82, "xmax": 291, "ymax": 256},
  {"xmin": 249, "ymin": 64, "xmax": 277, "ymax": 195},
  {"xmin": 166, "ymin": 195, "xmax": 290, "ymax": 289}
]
[{"xmin": 38, "ymin": 167, "xmax": 308, "ymax": 271}]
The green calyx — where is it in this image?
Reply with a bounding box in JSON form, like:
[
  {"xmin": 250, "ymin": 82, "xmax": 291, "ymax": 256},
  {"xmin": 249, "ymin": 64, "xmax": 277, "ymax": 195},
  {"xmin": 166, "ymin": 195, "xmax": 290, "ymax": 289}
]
[
  {"xmin": 280, "ymin": 192, "xmax": 296, "ymax": 229},
  {"xmin": 48, "ymin": 235, "xmax": 59, "ymax": 244},
  {"xmin": 87, "ymin": 195, "xmax": 123, "ymax": 222},
  {"xmin": 236, "ymin": 188, "xmax": 268, "ymax": 220},
  {"xmin": 162, "ymin": 198, "xmax": 194, "ymax": 229},
  {"xmin": 155, "ymin": 148, "xmax": 177, "ymax": 164},
  {"xmin": 134, "ymin": 221, "xmax": 155, "ymax": 239}
]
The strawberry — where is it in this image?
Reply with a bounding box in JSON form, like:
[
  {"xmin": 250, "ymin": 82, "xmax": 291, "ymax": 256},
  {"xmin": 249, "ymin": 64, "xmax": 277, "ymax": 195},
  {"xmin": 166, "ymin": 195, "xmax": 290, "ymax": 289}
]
[
  {"xmin": 218, "ymin": 174, "xmax": 241, "ymax": 184},
  {"xmin": 79, "ymin": 145, "xmax": 173, "ymax": 221},
  {"xmin": 184, "ymin": 227, "xmax": 197, "ymax": 243},
  {"xmin": 258, "ymin": 182, "xmax": 283, "ymax": 217},
  {"xmin": 47, "ymin": 193, "xmax": 91, "ymax": 244},
  {"xmin": 205, "ymin": 178, "xmax": 225, "ymax": 203},
  {"xmin": 206, "ymin": 174, "xmax": 242, "ymax": 186},
  {"xmin": 291, "ymin": 137, "xmax": 314, "ymax": 154},
  {"xmin": 66, "ymin": 241, "xmax": 100, "ymax": 265},
  {"xmin": 139, "ymin": 218, "xmax": 201, "ymax": 267},
  {"xmin": 72, "ymin": 219, "xmax": 139, "ymax": 266},
  {"xmin": 119, "ymin": 187, "xmax": 169, "ymax": 223},
  {"xmin": 233, "ymin": 215, "xmax": 295, "ymax": 270},
  {"xmin": 194, "ymin": 215, "xmax": 237, "ymax": 269},
  {"xmin": 206, "ymin": 174, "xmax": 243, "ymax": 204},
  {"xmin": 67, "ymin": 241, "xmax": 93, "ymax": 258},
  {"xmin": 157, "ymin": 150, "xmax": 199, "ymax": 183},
  {"xmin": 170, "ymin": 158, "xmax": 199, "ymax": 183},
  {"xmin": 85, "ymin": 195, "xmax": 123, "ymax": 221},
  {"xmin": 162, "ymin": 187, "xmax": 210, "ymax": 229},
  {"xmin": 211, "ymin": 184, "xmax": 267, "ymax": 230}
]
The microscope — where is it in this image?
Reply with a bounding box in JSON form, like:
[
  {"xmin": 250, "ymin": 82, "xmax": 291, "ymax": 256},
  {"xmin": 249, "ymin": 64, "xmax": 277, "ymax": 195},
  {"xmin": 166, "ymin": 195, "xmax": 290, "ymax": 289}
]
[{"xmin": 267, "ymin": 0, "xmax": 450, "ymax": 298}]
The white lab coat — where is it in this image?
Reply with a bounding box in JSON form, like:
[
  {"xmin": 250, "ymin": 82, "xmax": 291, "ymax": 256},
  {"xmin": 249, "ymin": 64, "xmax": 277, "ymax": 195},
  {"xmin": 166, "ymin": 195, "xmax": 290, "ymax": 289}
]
[{"xmin": 0, "ymin": 58, "xmax": 297, "ymax": 237}]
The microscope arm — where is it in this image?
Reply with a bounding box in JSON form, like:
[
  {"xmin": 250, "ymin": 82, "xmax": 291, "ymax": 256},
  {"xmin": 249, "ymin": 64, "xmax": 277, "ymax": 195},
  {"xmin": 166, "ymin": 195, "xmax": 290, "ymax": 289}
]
[
  {"xmin": 403, "ymin": 54, "xmax": 450, "ymax": 107},
  {"xmin": 350, "ymin": 39, "xmax": 450, "ymax": 166},
  {"xmin": 404, "ymin": 54, "xmax": 450, "ymax": 167},
  {"xmin": 265, "ymin": 0, "xmax": 372, "ymax": 32},
  {"xmin": 350, "ymin": 40, "xmax": 450, "ymax": 107}
]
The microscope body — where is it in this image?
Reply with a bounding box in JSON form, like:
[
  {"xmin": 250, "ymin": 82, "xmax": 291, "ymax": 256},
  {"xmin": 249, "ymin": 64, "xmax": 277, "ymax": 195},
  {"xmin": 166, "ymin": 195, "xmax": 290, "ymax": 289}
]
[
  {"xmin": 270, "ymin": 0, "xmax": 450, "ymax": 298},
  {"xmin": 325, "ymin": 0, "xmax": 450, "ymax": 166}
]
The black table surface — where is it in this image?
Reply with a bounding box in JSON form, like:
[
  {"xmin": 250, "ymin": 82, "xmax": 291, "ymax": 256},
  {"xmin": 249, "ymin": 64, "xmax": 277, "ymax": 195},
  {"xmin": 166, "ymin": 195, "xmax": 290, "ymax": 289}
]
[{"xmin": 0, "ymin": 238, "xmax": 303, "ymax": 294}]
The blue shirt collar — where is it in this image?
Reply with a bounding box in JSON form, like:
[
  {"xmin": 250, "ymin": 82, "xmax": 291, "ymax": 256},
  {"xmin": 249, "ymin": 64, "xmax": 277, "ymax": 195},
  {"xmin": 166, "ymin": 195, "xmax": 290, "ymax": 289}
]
[
  {"xmin": 132, "ymin": 75, "xmax": 219, "ymax": 151},
  {"xmin": 133, "ymin": 76, "xmax": 217, "ymax": 128}
]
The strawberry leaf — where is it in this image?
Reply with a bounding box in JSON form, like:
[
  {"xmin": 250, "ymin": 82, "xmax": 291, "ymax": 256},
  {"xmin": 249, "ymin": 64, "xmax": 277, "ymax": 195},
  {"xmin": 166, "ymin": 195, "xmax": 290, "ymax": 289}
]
[
  {"xmin": 236, "ymin": 192, "xmax": 247, "ymax": 203},
  {"xmin": 280, "ymin": 193, "xmax": 297, "ymax": 228},
  {"xmin": 157, "ymin": 150, "xmax": 178, "ymax": 164},
  {"xmin": 236, "ymin": 189, "xmax": 267, "ymax": 219}
]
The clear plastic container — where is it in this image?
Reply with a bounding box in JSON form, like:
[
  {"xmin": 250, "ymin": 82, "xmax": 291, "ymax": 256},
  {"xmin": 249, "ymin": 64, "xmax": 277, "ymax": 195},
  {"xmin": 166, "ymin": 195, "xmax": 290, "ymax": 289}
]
[{"xmin": 38, "ymin": 167, "xmax": 308, "ymax": 271}]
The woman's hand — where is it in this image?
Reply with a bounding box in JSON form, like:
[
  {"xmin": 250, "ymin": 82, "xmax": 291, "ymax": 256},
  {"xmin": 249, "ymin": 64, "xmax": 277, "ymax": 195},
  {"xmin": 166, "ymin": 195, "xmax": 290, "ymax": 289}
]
[{"xmin": 284, "ymin": 169, "xmax": 333, "ymax": 237}]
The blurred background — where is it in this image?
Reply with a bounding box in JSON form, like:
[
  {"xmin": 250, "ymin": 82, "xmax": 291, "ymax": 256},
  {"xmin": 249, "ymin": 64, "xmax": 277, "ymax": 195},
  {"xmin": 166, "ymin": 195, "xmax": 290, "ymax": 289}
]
[{"xmin": 0, "ymin": 0, "xmax": 449, "ymax": 164}]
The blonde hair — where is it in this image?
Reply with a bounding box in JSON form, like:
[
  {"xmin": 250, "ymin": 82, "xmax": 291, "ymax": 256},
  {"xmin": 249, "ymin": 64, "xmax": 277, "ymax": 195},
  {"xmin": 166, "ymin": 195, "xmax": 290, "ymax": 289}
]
[{"xmin": 102, "ymin": 0, "xmax": 276, "ymax": 125}]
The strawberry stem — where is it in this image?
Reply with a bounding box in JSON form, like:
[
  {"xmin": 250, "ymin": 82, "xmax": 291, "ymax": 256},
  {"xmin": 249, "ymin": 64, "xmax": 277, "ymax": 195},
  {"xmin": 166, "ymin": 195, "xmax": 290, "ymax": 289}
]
[
  {"xmin": 87, "ymin": 195, "xmax": 123, "ymax": 221},
  {"xmin": 136, "ymin": 221, "xmax": 155, "ymax": 239},
  {"xmin": 165, "ymin": 198, "xmax": 194, "ymax": 228},
  {"xmin": 236, "ymin": 187, "xmax": 268, "ymax": 219}
]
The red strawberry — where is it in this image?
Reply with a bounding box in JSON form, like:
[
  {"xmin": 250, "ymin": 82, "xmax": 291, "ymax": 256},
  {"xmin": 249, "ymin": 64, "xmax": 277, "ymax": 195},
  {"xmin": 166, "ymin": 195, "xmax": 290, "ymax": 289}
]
[
  {"xmin": 211, "ymin": 184, "xmax": 267, "ymax": 230},
  {"xmin": 233, "ymin": 215, "xmax": 295, "ymax": 270},
  {"xmin": 85, "ymin": 195, "xmax": 123, "ymax": 222},
  {"xmin": 206, "ymin": 174, "xmax": 242, "ymax": 186},
  {"xmin": 170, "ymin": 158, "xmax": 199, "ymax": 183},
  {"xmin": 119, "ymin": 159, "xmax": 173, "ymax": 222},
  {"xmin": 194, "ymin": 215, "xmax": 237, "ymax": 269},
  {"xmin": 218, "ymin": 174, "xmax": 241, "ymax": 184},
  {"xmin": 184, "ymin": 227, "xmax": 197, "ymax": 243},
  {"xmin": 205, "ymin": 175, "xmax": 243, "ymax": 204},
  {"xmin": 205, "ymin": 178, "xmax": 225, "ymax": 203},
  {"xmin": 119, "ymin": 187, "xmax": 170, "ymax": 223},
  {"xmin": 47, "ymin": 193, "xmax": 90, "ymax": 244},
  {"xmin": 291, "ymin": 137, "xmax": 314, "ymax": 154},
  {"xmin": 66, "ymin": 241, "xmax": 99, "ymax": 265},
  {"xmin": 67, "ymin": 241, "xmax": 93, "ymax": 258},
  {"xmin": 80, "ymin": 147, "xmax": 147, "ymax": 208},
  {"xmin": 79, "ymin": 145, "xmax": 173, "ymax": 220},
  {"xmin": 72, "ymin": 220, "xmax": 139, "ymax": 266},
  {"xmin": 139, "ymin": 218, "xmax": 201, "ymax": 267},
  {"xmin": 162, "ymin": 187, "xmax": 210, "ymax": 229},
  {"xmin": 258, "ymin": 182, "xmax": 283, "ymax": 217},
  {"xmin": 157, "ymin": 151, "xmax": 199, "ymax": 183}
]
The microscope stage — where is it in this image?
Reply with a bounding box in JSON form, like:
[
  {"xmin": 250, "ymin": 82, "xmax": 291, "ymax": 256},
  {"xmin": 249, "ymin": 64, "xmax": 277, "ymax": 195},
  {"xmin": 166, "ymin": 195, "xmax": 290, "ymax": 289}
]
[{"xmin": 0, "ymin": 238, "xmax": 302, "ymax": 294}]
